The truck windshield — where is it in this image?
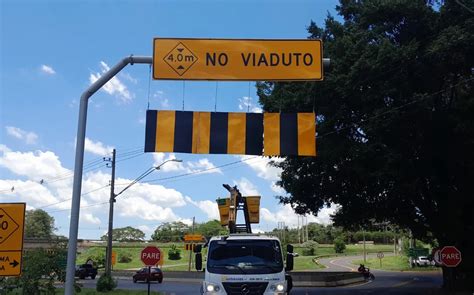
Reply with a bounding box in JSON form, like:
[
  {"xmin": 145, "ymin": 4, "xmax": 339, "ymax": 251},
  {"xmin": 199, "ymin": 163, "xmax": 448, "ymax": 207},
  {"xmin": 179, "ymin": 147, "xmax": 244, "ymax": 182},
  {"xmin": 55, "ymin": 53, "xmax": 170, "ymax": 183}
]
[{"xmin": 207, "ymin": 239, "xmax": 283, "ymax": 274}]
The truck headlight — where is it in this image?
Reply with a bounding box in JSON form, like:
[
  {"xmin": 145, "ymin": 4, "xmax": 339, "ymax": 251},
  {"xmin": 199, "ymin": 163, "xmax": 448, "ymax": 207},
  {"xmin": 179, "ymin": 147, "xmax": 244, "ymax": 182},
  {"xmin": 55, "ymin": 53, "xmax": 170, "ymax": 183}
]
[
  {"xmin": 206, "ymin": 283, "xmax": 220, "ymax": 292},
  {"xmin": 270, "ymin": 283, "xmax": 285, "ymax": 292}
]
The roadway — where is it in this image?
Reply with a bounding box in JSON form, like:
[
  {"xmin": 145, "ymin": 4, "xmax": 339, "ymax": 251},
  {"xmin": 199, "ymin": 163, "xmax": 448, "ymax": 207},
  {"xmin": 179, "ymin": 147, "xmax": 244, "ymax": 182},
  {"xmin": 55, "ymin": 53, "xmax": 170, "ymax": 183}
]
[{"xmin": 77, "ymin": 254, "xmax": 447, "ymax": 294}]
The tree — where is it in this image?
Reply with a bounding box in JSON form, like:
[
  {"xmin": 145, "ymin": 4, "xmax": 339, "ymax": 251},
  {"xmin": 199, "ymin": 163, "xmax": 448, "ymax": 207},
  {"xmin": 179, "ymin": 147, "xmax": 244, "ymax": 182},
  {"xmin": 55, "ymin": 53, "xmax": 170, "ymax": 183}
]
[
  {"xmin": 151, "ymin": 221, "xmax": 189, "ymax": 242},
  {"xmin": 257, "ymin": 0, "xmax": 474, "ymax": 290},
  {"xmin": 195, "ymin": 220, "xmax": 228, "ymax": 237},
  {"xmin": 0, "ymin": 242, "xmax": 68, "ymax": 294},
  {"xmin": 100, "ymin": 226, "xmax": 145, "ymax": 242},
  {"xmin": 24, "ymin": 209, "xmax": 55, "ymax": 239}
]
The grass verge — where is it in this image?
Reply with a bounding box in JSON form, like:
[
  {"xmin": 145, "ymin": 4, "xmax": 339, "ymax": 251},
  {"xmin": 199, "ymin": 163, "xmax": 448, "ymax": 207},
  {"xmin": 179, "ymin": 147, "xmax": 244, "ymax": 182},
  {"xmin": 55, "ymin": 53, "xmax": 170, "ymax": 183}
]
[{"xmin": 353, "ymin": 255, "xmax": 441, "ymax": 272}]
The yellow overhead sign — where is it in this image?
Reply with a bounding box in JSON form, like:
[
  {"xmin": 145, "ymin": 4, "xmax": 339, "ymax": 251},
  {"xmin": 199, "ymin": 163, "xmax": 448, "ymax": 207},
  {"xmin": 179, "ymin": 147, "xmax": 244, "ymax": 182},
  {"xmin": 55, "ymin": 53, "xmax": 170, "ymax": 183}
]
[
  {"xmin": 184, "ymin": 234, "xmax": 204, "ymax": 242},
  {"xmin": 0, "ymin": 203, "xmax": 26, "ymax": 277},
  {"xmin": 153, "ymin": 38, "xmax": 323, "ymax": 81}
]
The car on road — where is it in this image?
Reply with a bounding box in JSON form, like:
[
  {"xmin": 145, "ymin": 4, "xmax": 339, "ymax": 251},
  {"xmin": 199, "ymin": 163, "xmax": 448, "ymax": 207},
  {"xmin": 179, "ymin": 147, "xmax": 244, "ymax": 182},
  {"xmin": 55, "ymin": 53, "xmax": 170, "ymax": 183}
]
[
  {"xmin": 133, "ymin": 267, "xmax": 163, "ymax": 283},
  {"xmin": 415, "ymin": 256, "xmax": 433, "ymax": 267},
  {"xmin": 75, "ymin": 264, "xmax": 98, "ymax": 279}
]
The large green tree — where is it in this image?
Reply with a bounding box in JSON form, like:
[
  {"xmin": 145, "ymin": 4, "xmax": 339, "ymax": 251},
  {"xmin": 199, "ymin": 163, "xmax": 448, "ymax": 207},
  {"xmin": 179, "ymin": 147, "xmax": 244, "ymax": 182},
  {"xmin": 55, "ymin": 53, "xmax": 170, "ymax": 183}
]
[
  {"xmin": 24, "ymin": 209, "xmax": 55, "ymax": 239},
  {"xmin": 257, "ymin": 0, "xmax": 473, "ymax": 290},
  {"xmin": 100, "ymin": 226, "xmax": 145, "ymax": 242},
  {"xmin": 195, "ymin": 220, "xmax": 228, "ymax": 237},
  {"xmin": 151, "ymin": 221, "xmax": 190, "ymax": 242}
]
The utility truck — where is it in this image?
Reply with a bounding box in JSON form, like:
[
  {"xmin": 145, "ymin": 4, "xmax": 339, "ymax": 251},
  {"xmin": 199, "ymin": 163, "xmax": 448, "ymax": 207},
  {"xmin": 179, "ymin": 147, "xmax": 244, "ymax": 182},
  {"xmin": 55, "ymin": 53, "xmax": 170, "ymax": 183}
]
[{"xmin": 194, "ymin": 185, "xmax": 294, "ymax": 295}]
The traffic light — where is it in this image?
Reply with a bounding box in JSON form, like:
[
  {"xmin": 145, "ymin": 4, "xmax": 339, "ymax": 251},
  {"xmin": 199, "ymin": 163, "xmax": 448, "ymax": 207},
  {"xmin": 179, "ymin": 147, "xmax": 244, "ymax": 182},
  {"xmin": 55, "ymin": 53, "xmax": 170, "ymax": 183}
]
[
  {"xmin": 245, "ymin": 196, "xmax": 260, "ymax": 223},
  {"xmin": 216, "ymin": 198, "xmax": 230, "ymax": 226}
]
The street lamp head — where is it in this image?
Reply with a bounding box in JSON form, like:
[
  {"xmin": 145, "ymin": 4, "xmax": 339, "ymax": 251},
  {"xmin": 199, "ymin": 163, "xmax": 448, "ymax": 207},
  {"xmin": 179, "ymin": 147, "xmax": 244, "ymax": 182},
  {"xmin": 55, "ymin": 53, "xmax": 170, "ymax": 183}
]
[{"xmin": 155, "ymin": 158, "xmax": 183, "ymax": 170}]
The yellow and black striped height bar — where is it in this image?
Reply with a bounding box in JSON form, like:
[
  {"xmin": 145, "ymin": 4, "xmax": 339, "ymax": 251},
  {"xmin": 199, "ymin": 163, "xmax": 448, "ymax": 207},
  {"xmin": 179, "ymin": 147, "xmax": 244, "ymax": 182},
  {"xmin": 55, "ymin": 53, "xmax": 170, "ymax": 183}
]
[
  {"xmin": 263, "ymin": 113, "xmax": 316, "ymax": 156},
  {"xmin": 144, "ymin": 110, "xmax": 316, "ymax": 156},
  {"xmin": 144, "ymin": 110, "xmax": 263, "ymax": 155}
]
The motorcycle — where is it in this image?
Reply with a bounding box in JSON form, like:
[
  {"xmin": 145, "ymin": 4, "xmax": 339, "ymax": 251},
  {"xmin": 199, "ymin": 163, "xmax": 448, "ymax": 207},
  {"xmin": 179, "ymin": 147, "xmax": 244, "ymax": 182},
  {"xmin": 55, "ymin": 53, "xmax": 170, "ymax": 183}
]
[{"xmin": 358, "ymin": 264, "xmax": 375, "ymax": 281}]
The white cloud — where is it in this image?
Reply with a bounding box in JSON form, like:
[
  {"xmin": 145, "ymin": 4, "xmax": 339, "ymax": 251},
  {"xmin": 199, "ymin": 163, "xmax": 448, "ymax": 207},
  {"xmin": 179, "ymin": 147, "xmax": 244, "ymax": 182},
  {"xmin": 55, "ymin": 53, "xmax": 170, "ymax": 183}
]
[
  {"xmin": 240, "ymin": 156, "xmax": 283, "ymax": 182},
  {"xmin": 153, "ymin": 153, "xmax": 222, "ymax": 174},
  {"xmin": 233, "ymin": 178, "xmax": 259, "ymax": 195},
  {"xmin": 89, "ymin": 61, "xmax": 133, "ymax": 103},
  {"xmin": 186, "ymin": 158, "xmax": 222, "ymax": 174},
  {"xmin": 185, "ymin": 196, "xmax": 219, "ymax": 220},
  {"xmin": 84, "ymin": 138, "xmax": 114, "ymax": 156},
  {"xmin": 0, "ymin": 179, "xmax": 61, "ymax": 207},
  {"xmin": 116, "ymin": 196, "xmax": 179, "ymax": 221},
  {"xmin": 270, "ymin": 182, "xmax": 286, "ymax": 194},
  {"xmin": 0, "ymin": 145, "xmax": 11, "ymax": 153},
  {"xmin": 114, "ymin": 179, "xmax": 187, "ymax": 207},
  {"xmin": 137, "ymin": 225, "xmax": 153, "ymax": 234},
  {"xmin": 260, "ymin": 204, "xmax": 338, "ymax": 227},
  {"xmin": 5, "ymin": 126, "xmax": 38, "ymax": 144},
  {"xmin": 120, "ymin": 72, "xmax": 138, "ymax": 84},
  {"xmin": 0, "ymin": 149, "xmax": 69, "ymax": 180},
  {"xmin": 238, "ymin": 96, "xmax": 262, "ymax": 113},
  {"xmin": 81, "ymin": 212, "xmax": 101, "ymax": 225},
  {"xmin": 40, "ymin": 64, "xmax": 56, "ymax": 75}
]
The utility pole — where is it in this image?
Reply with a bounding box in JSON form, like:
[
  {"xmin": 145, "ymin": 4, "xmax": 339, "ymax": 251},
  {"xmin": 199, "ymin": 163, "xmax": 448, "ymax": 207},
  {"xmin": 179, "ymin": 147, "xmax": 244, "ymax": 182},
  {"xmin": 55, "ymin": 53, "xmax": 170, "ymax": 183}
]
[
  {"xmin": 103, "ymin": 155, "xmax": 181, "ymax": 277},
  {"xmin": 105, "ymin": 149, "xmax": 116, "ymax": 277},
  {"xmin": 188, "ymin": 217, "xmax": 195, "ymax": 271},
  {"xmin": 297, "ymin": 216, "xmax": 300, "ymax": 244},
  {"xmin": 363, "ymin": 229, "xmax": 366, "ymax": 264},
  {"xmin": 305, "ymin": 216, "xmax": 309, "ymax": 242}
]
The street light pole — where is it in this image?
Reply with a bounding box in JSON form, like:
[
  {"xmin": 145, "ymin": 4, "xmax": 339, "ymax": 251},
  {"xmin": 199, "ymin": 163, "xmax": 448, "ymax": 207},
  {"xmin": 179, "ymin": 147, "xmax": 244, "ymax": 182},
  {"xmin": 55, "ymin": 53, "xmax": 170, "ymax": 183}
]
[{"xmin": 104, "ymin": 158, "xmax": 182, "ymax": 276}]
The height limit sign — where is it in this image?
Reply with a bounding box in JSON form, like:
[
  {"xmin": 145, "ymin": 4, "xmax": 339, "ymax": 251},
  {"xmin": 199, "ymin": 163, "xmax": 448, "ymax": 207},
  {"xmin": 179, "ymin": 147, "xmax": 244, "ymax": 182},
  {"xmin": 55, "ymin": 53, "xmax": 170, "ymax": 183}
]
[{"xmin": 153, "ymin": 38, "xmax": 323, "ymax": 81}]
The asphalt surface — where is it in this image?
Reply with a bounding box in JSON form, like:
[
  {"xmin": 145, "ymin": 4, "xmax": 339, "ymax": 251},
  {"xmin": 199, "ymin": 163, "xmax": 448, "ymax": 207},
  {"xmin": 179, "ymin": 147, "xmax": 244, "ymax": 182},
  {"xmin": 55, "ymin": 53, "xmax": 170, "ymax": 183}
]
[{"xmin": 76, "ymin": 254, "xmax": 453, "ymax": 294}]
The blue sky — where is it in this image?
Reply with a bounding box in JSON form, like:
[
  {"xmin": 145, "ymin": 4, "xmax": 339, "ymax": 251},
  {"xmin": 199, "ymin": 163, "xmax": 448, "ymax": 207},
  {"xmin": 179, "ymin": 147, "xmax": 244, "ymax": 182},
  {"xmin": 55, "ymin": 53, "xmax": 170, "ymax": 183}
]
[{"xmin": 1, "ymin": 0, "xmax": 339, "ymax": 239}]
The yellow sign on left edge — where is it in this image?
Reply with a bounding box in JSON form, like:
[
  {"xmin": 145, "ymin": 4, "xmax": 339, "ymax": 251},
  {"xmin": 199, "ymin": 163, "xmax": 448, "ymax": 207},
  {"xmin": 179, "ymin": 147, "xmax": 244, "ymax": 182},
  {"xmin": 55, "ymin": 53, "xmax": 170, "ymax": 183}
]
[
  {"xmin": 0, "ymin": 203, "xmax": 26, "ymax": 277},
  {"xmin": 0, "ymin": 251, "xmax": 22, "ymax": 276}
]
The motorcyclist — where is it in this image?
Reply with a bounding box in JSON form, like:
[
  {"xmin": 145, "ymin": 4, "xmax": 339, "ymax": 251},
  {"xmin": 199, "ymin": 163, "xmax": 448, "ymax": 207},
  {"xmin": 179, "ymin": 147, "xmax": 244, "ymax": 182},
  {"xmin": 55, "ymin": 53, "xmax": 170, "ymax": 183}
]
[{"xmin": 358, "ymin": 264, "xmax": 366, "ymax": 273}]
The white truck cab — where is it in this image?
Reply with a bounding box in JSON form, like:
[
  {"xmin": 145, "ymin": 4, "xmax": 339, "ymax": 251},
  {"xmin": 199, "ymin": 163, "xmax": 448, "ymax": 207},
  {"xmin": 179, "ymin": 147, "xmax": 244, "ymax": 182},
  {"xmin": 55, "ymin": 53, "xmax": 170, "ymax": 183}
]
[{"xmin": 195, "ymin": 234, "xmax": 294, "ymax": 295}]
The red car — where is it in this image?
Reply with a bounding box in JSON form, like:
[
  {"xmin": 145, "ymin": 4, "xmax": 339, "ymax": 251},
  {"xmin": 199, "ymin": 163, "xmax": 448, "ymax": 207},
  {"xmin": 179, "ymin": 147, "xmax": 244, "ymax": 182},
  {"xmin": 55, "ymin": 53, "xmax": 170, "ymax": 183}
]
[{"xmin": 132, "ymin": 267, "xmax": 163, "ymax": 283}]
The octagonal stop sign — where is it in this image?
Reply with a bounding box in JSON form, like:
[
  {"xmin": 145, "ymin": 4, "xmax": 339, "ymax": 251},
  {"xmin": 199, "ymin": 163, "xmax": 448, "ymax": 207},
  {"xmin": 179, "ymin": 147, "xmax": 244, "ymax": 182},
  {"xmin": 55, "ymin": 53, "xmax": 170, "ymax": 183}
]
[
  {"xmin": 440, "ymin": 246, "xmax": 462, "ymax": 267},
  {"xmin": 141, "ymin": 246, "xmax": 162, "ymax": 266}
]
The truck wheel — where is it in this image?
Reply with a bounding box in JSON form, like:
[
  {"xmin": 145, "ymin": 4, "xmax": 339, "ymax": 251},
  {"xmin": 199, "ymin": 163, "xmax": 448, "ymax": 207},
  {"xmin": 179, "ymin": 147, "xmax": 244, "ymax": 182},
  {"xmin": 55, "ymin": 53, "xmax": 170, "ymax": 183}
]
[
  {"xmin": 133, "ymin": 278, "xmax": 137, "ymax": 283},
  {"xmin": 158, "ymin": 278, "xmax": 163, "ymax": 283},
  {"xmin": 91, "ymin": 274, "xmax": 96, "ymax": 279},
  {"xmin": 79, "ymin": 275, "xmax": 85, "ymax": 280}
]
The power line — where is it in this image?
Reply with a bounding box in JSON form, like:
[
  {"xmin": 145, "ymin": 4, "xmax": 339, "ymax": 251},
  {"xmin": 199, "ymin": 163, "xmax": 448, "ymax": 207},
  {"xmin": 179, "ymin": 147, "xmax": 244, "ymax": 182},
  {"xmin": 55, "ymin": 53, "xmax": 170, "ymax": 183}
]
[{"xmin": 37, "ymin": 184, "xmax": 110, "ymax": 210}]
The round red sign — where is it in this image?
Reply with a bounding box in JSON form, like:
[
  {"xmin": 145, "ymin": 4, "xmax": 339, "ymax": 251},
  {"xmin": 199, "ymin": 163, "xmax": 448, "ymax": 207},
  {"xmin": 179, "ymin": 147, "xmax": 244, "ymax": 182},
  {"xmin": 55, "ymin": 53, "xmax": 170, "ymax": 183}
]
[
  {"xmin": 141, "ymin": 246, "xmax": 162, "ymax": 266},
  {"xmin": 440, "ymin": 246, "xmax": 462, "ymax": 268}
]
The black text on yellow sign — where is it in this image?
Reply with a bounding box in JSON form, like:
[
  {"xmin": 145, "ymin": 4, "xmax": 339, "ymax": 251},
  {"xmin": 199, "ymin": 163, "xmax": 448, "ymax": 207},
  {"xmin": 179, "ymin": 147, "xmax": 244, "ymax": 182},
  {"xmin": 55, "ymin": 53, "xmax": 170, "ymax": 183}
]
[
  {"xmin": 0, "ymin": 251, "xmax": 22, "ymax": 276},
  {"xmin": 0, "ymin": 202, "xmax": 25, "ymax": 277},
  {"xmin": 153, "ymin": 38, "xmax": 323, "ymax": 81}
]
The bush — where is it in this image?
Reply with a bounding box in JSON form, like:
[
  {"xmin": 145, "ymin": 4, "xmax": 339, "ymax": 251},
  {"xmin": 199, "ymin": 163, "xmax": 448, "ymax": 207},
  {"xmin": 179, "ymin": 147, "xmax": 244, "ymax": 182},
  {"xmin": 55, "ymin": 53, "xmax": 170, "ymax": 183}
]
[
  {"xmin": 118, "ymin": 253, "xmax": 132, "ymax": 263},
  {"xmin": 96, "ymin": 274, "xmax": 117, "ymax": 292},
  {"xmin": 334, "ymin": 238, "xmax": 346, "ymax": 253},
  {"xmin": 301, "ymin": 240, "xmax": 318, "ymax": 256},
  {"xmin": 168, "ymin": 244, "xmax": 181, "ymax": 260},
  {"xmin": 302, "ymin": 247, "xmax": 315, "ymax": 256}
]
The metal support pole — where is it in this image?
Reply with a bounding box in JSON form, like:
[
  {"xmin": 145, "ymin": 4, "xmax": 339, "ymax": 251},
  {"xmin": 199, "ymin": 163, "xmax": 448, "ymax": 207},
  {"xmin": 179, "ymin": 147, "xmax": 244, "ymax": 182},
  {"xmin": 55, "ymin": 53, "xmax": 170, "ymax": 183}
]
[
  {"xmin": 106, "ymin": 149, "xmax": 116, "ymax": 277},
  {"xmin": 65, "ymin": 56, "xmax": 152, "ymax": 295},
  {"xmin": 363, "ymin": 230, "xmax": 366, "ymax": 264}
]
